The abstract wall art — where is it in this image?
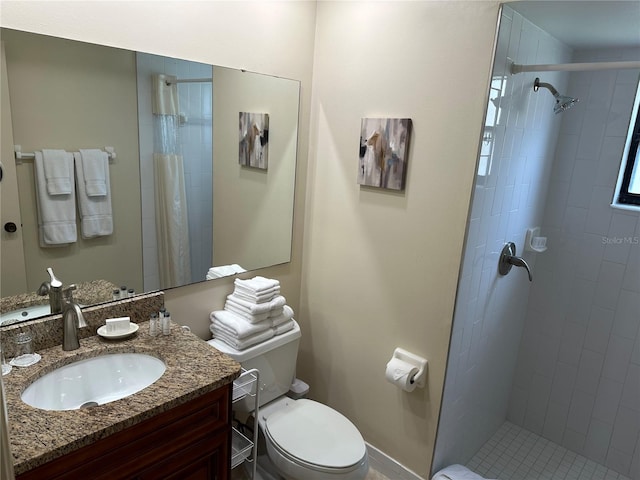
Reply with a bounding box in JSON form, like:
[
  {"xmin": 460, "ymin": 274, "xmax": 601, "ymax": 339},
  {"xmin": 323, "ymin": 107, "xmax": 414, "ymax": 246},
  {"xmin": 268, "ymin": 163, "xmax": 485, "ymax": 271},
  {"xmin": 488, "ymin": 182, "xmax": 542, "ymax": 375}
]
[
  {"xmin": 239, "ymin": 112, "xmax": 269, "ymax": 169},
  {"xmin": 358, "ymin": 117, "xmax": 412, "ymax": 190}
]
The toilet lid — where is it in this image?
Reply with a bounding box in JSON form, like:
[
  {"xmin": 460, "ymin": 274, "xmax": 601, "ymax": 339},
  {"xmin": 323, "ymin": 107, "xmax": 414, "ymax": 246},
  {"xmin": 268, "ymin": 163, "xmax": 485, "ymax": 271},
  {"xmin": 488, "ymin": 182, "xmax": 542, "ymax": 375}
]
[{"xmin": 265, "ymin": 399, "xmax": 366, "ymax": 469}]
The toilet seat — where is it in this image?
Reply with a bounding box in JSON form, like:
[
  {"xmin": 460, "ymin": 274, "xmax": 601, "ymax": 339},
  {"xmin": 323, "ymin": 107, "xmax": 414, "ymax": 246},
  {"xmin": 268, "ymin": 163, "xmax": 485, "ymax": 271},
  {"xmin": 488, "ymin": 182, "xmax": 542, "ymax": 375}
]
[{"xmin": 264, "ymin": 399, "xmax": 366, "ymax": 472}]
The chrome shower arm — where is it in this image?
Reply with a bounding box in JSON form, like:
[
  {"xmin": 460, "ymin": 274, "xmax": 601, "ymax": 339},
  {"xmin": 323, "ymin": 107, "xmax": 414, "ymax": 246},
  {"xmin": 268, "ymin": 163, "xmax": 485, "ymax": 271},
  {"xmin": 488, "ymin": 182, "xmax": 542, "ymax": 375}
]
[{"xmin": 533, "ymin": 78, "xmax": 559, "ymax": 96}]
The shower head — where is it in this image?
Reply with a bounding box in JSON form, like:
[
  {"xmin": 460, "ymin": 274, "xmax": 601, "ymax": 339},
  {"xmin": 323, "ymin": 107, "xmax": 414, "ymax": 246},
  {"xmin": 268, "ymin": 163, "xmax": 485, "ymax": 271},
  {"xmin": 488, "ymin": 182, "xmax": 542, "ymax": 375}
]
[{"xmin": 533, "ymin": 77, "xmax": 579, "ymax": 114}]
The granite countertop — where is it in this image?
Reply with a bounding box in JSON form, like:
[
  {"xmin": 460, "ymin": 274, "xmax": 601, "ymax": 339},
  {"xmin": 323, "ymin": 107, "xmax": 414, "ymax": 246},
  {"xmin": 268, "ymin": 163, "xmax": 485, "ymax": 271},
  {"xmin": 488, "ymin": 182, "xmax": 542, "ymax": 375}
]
[
  {"xmin": 3, "ymin": 321, "xmax": 241, "ymax": 475},
  {"xmin": 0, "ymin": 279, "xmax": 119, "ymax": 326}
]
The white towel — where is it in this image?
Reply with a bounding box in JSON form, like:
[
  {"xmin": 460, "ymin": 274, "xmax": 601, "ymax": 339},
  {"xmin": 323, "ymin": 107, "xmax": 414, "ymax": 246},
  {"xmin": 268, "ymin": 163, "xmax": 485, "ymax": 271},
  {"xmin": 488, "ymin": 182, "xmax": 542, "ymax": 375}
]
[
  {"xmin": 210, "ymin": 310, "xmax": 271, "ymax": 339},
  {"xmin": 211, "ymin": 321, "xmax": 272, "ymax": 342},
  {"xmin": 270, "ymin": 306, "xmax": 284, "ymax": 318},
  {"xmin": 270, "ymin": 305, "xmax": 294, "ymax": 327},
  {"xmin": 205, "ymin": 264, "xmax": 246, "ymax": 280},
  {"xmin": 234, "ymin": 276, "xmax": 280, "ymax": 294},
  {"xmin": 41, "ymin": 149, "xmax": 73, "ymax": 195},
  {"xmin": 73, "ymin": 152, "xmax": 113, "ymax": 238},
  {"xmin": 232, "ymin": 287, "xmax": 280, "ymax": 304},
  {"xmin": 210, "ymin": 324, "xmax": 274, "ymax": 350},
  {"xmin": 34, "ymin": 151, "xmax": 77, "ymax": 246},
  {"xmin": 78, "ymin": 149, "xmax": 108, "ymax": 196},
  {"xmin": 224, "ymin": 302, "xmax": 271, "ymax": 323},
  {"xmin": 274, "ymin": 319, "xmax": 294, "ymax": 335},
  {"xmin": 431, "ymin": 465, "xmax": 492, "ymax": 480},
  {"xmin": 226, "ymin": 294, "xmax": 286, "ymax": 315}
]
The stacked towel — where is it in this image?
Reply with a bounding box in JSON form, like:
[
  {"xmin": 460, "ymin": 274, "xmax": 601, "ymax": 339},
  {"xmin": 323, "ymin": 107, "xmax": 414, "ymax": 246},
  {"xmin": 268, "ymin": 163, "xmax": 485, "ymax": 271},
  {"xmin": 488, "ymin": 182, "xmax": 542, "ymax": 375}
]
[
  {"xmin": 34, "ymin": 150, "xmax": 77, "ymax": 246},
  {"xmin": 233, "ymin": 276, "xmax": 280, "ymax": 303},
  {"xmin": 209, "ymin": 276, "xmax": 295, "ymax": 350}
]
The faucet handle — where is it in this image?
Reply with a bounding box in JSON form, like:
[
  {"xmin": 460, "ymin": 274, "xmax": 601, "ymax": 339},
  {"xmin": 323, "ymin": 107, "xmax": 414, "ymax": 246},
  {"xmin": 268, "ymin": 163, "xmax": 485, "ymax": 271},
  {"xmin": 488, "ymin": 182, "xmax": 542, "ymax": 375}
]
[
  {"xmin": 62, "ymin": 284, "xmax": 77, "ymax": 301},
  {"xmin": 37, "ymin": 281, "xmax": 51, "ymax": 296},
  {"xmin": 46, "ymin": 267, "xmax": 63, "ymax": 289}
]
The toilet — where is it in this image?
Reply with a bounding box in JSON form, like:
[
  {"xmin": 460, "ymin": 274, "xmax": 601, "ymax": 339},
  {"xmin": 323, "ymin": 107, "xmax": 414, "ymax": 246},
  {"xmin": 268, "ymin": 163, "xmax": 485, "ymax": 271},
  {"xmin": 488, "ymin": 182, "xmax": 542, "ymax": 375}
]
[{"xmin": 208, "ymin": 320, "xmax": 369, "ymax": 480}]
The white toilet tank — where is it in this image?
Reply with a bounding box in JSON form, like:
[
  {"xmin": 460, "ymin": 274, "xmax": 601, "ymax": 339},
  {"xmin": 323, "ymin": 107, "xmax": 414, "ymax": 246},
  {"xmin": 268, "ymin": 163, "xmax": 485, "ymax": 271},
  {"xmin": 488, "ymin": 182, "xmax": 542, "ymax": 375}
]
[{"xmin": 208, "ymin": 320, "xmax": 301, "ymax": 411}]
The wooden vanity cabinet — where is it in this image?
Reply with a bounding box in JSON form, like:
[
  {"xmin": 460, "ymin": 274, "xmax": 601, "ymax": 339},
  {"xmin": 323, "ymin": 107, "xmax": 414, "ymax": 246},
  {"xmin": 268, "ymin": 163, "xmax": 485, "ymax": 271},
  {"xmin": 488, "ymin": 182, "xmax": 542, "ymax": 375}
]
[{"xmin": 17, "ymin": 385, "xmax": 232, "ymax": 480}]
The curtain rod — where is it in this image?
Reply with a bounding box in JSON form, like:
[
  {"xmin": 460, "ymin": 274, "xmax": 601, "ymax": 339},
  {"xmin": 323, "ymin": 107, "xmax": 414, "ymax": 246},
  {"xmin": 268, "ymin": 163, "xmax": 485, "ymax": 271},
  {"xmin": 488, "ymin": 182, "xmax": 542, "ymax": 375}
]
[{"xmin": 511, "ymin": 60, "xmax": 640, "ymax": 74}]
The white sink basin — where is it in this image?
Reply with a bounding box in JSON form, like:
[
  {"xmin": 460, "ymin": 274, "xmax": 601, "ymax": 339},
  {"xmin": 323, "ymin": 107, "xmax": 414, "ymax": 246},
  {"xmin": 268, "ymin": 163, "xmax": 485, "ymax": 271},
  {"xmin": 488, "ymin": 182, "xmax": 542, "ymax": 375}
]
[
  {"xmin": 0, "ymin": 304, "xmax": 51, "ymax": 325},
  {"xmin": 21, "ymin": 353, "xmax": 166, "ymax": 411}
]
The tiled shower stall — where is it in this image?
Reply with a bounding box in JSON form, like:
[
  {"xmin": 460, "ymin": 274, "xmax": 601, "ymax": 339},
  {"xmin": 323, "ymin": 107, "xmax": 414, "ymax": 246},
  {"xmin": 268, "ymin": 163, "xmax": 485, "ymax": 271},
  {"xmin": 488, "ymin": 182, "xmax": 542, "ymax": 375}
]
[{"xmin": 433, "ymin": 6, "xmax": 639, "ymax": 480}]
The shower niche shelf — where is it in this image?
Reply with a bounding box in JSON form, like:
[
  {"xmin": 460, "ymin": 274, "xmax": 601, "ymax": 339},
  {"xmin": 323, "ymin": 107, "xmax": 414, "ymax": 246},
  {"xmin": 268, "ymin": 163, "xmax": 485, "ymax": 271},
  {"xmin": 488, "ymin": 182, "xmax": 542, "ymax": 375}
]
[{"xmin": 525, "ymin": 227, "xmax": 547, "ymax": 253}]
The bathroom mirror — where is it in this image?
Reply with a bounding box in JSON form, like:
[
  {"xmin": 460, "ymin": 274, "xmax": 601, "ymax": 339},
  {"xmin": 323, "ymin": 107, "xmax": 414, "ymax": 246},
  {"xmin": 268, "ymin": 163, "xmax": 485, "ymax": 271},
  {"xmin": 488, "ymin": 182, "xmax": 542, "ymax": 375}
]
[{"xmin": 0, "ymin": 28, "xmax": 299, "ymax": 323}]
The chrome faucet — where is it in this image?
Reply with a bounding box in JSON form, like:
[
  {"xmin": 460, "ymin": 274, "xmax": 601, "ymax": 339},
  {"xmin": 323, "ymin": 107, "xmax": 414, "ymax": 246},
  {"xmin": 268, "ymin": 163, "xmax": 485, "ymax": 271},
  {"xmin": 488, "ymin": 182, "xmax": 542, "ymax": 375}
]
[
  {"xmin": 38, "ymin": 267, "xmax": 64, "ymax": 313},
  {"xmin": 62, "ymin": 284, "xmax": 87, "ymax": 351}
]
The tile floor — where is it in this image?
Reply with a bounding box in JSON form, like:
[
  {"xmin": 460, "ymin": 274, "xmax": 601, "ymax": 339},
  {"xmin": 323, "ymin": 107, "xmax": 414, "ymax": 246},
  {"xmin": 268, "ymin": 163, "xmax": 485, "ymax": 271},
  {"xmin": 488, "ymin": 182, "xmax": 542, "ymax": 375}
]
[{"xmin": 467, "ymin": 422, "xmax": 633, "ymax": 480}]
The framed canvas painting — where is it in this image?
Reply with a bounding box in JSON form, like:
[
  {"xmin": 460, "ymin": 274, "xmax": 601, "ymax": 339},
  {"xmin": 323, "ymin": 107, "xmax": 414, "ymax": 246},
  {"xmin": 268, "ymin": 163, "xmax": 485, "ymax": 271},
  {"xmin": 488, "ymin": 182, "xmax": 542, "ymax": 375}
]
[
  {"xmin": 358, "ymin": 118, "xmax": 412, "ymax": 190},
  {"xmin": 239, "ymin": 112, "xmax": 269, "ymax": 169}
]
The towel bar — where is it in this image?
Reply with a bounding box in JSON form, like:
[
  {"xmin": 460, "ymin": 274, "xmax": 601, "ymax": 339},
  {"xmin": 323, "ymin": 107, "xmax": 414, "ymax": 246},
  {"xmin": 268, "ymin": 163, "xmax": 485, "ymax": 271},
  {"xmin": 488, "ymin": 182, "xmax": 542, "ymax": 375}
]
[{"xmin": 14, "ymin": 145, "xmax": 116, "ymax": 163}]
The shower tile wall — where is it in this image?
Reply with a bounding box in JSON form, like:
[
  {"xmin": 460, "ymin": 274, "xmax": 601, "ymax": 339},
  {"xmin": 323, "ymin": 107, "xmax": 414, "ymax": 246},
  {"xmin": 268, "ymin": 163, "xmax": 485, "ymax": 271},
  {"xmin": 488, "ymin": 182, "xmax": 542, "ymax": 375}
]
[
  {"xmin": 509, "ymin": 47, "xmax": 640, "ymax": 479},
  {"xmin": 432, "ymin": 6, "xmax": 572, "ymax": 472},
  {"xmin": 136, "ymin": 54, "xmax": 213, "ymax": 291}
]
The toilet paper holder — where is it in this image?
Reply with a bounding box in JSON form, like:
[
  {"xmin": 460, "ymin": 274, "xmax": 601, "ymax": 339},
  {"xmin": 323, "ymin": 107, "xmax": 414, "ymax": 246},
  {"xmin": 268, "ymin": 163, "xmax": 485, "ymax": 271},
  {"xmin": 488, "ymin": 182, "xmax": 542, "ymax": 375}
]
[{"xmin": 391, "ymin": 348, "xmax": 428, "ymax": 388}]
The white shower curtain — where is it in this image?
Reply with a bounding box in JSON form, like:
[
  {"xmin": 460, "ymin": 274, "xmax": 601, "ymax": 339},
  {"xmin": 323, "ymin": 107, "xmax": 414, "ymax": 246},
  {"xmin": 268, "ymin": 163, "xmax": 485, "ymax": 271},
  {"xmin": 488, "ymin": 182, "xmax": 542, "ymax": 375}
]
[{"xmin": 152, "ymin": 74, "xmax": 191, "ymax": 288}]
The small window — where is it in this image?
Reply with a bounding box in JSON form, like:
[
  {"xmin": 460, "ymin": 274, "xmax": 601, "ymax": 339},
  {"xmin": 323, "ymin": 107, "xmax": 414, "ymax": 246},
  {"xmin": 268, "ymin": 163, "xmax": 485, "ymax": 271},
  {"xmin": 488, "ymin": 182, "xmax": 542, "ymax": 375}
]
[{"xmin": 614, "ymin": 78, "xmax": 640, "ymax": 208}]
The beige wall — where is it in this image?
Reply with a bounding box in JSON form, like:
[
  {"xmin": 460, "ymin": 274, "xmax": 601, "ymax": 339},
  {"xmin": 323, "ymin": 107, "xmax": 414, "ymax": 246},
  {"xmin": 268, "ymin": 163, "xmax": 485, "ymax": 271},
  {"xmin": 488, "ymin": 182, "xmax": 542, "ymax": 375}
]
[
  {"xmin": 2, "ymin": 29, "xmax": 143, "ymax": 293},
  {"xmin": 0, "ymin": 0, "xmax": 502, "ymax": 477},
  {"xmin": 300, "ymin": 1, "xmax": 499, "ymax": 476},
  {"xmin": 212, "ymin": 66, "xmax": 298, "ymax": 271}
]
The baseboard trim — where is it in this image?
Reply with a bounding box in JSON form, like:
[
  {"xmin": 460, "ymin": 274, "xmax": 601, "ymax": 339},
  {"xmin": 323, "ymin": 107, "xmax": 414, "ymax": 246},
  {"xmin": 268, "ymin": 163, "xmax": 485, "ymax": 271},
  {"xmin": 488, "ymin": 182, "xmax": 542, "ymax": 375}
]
[{"xmin": 366, "ymin": 443, "xmax": 426, "ymax": 480}]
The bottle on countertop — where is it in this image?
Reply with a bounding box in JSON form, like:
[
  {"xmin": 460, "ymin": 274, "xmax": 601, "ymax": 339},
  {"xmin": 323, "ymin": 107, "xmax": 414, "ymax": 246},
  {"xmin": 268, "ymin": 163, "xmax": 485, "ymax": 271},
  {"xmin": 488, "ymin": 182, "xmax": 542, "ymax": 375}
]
[
  {"xmin": 149, "ymin": 313, "xmax": 159, "ymax": 337},
  {"xmin": 162, "ymin": 310, "xmax": 171, "ymax": 336},
  {"xmin": 120, "ymin": 286, "xmax": 128, "ymax": 299},
  {"xmin": 112, "ymin": 289, "xmax": 121, "ymax": 301}
]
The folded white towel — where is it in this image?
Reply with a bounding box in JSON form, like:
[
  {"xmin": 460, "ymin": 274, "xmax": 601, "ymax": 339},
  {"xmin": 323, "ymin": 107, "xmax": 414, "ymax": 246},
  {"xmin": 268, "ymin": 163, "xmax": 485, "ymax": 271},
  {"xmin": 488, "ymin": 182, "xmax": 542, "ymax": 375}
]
[
  {"xmin": 226, "ymin": 294, "xmax": 286, "ymax": 315},
  {"xmin": 210, "ymin": 324, "xmax": 274, "ymax": 350},
  {"xmin": 42, "ymin": 149, "xmax": 73, "ymax": 195},
  {"xmin": 270, "ymin": 305, "xmax": 294, "ymax": 327},
  {"xmin": 73, "ymin": 152, "xmax": 113, "ymax": 238},
  {"xmin": 78, "ymin": 149, "xmax": 108, "ymax": 196},
  {"xmin": 431, "ymin": 465, "xmax": 491, "ymax": 480},
  {"xmin": 224, "ymin": 303, "xmax": 271, "ymax": 323},
  {"xmin": 210, "ymin": 310, "xmax": 271, "ymax": 339},
  {"xmin": 270, "ymin": 303, "xmax": 294, "ymax": 319},
  {"xmin": 232, "ymin": 287, "xmax": 280, "ymax": 304},
  {"xmin": 234, "ymin": 276, "xmax": 280, "ymax": 294},
  {"xmin": 274, "ymin": 319, "xmax": 294, "ymax": 336},
  {"xmin": 34, "ymin": 151, "xmax": 77, "ymax": 246},
  {"xmin": 206, "ymin": 264, "xmax": 246, "ymax": 280}
]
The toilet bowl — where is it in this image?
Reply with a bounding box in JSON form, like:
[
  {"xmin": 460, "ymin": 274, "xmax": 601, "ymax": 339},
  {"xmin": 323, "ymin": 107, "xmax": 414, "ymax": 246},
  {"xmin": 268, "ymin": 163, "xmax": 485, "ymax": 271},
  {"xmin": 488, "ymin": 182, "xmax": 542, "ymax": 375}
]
[
  {"xmin": 208, "ymin": 320, "xmax": 369, "ymax": 480},
  {"xmin": 259, "ymin": 397, "xmax": 368, "ymax": 480}
]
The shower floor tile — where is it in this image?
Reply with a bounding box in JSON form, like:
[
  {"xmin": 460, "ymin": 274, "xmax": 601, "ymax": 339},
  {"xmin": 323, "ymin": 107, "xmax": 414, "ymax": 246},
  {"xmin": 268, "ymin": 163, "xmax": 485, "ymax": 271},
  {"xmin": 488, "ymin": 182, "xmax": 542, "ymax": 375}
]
[{"xmin": 466, "ymin": 422, "xmax": 633, "ymax": 480}]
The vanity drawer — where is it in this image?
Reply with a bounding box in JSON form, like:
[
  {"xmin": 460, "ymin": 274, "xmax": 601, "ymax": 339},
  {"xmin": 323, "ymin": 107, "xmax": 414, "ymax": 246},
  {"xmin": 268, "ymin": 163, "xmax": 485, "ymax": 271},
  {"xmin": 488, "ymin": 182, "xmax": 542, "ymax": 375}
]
[{"xmin": 17, "ymin": 385, "xmax": 232, "ymax": 480}]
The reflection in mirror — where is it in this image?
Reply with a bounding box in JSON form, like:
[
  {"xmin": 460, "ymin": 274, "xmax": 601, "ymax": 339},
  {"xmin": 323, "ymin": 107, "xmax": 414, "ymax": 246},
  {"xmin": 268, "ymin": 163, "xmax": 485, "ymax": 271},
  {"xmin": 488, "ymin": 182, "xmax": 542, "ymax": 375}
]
[{"xmin": 0, "ymin": 28, "xmax": 300, "ymax": 326}]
